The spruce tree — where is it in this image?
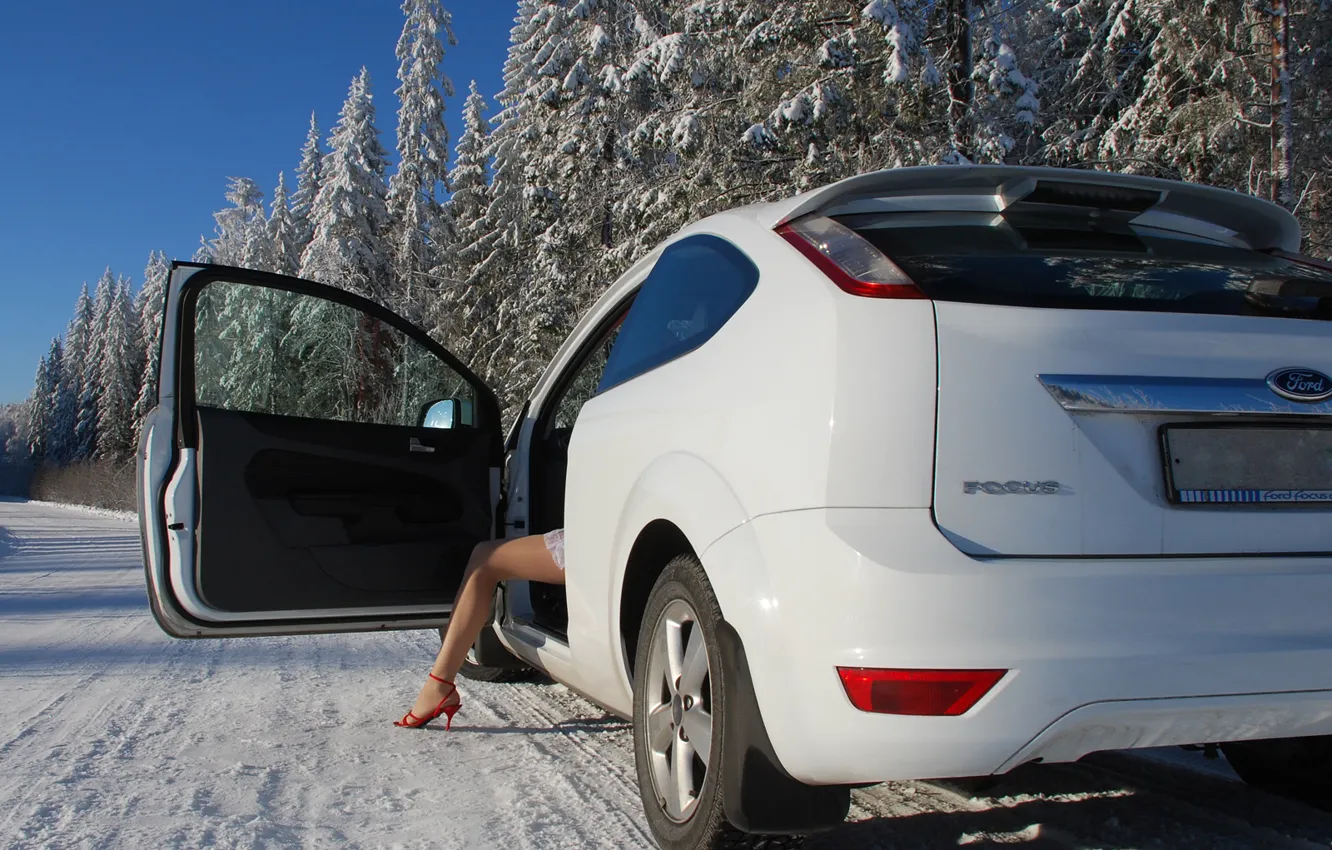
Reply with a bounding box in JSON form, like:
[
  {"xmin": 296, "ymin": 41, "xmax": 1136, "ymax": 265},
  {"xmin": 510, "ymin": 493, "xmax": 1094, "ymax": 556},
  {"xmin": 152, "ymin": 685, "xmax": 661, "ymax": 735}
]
[
  {"xmin": 206, "ymin": 177, "xmax": 270, "ymax": 271},
  {"xmin": 293, "ymin": 112, "xmax": 324, "ymax": 253},
  {"xmin": 456, "ymin": 0, "xmax": 543, "ymax": 405},
  {"xmin": 214, "ymin": 283, "xmax": 289, "ymax": 416},
  {"xmin": 434, "ymin": 80, "xmax": 490, "ymax": 361},
  {"xmin": 499, "ymin": 0, "xmax": 596, "ymax": 391},
  {"xmin": 23, "ymin": 340, "xmax": 61, "ymax": 460},
  {"xmin": 451, "ymin": 80, "xmax": 490, "ymax": 264},
  {"xmin": 388, "ymin": 0, "xmax": 457, "ymax": 319},
  {"xmin": 48, "ymin": 365, "xmax": 78, "ymax": 466},
  {"xmin": 132, "ymin": 251, "xmax": 170, "ymax": 439},
  {"xmin": 75, "ymin": 270, "xmax": 117, "ymax": 460},
  {"xmin": 96, "ymin": 281, "xmax": 140, "ymax": 462},
  {"xmin": 50, "ymin": 285, "xmax": 93, "ymax": 463},
  {"xmin": 300, "ymin": 68, "xmax": 392, "ymax": 302},
  {"xmin": 269, "ymin": 172, "xmax": 302, "ymax": 277}
]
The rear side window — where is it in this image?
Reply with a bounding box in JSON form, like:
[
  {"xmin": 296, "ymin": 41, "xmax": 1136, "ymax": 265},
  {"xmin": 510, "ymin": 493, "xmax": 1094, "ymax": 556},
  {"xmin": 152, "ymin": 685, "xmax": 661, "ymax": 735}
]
[
  {"xmin": 842, "ymin": 211, "xmax": 1332, "ymax": 320},
  {"xmin": 597, "ymin": 235, "xmax": 758, "ymax": 392}
]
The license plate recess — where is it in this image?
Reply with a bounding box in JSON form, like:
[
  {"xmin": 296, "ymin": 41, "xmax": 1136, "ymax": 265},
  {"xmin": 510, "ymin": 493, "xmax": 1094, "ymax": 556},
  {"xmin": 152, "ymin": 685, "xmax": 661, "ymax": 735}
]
[{"xmin": 1161, "ymin": 425, "xmax": 1332, "ymax": 505}]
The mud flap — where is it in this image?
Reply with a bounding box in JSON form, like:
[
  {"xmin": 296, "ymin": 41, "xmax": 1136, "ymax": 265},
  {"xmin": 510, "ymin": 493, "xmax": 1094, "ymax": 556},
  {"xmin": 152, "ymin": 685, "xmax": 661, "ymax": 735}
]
[{"xmin": 715, "ymin": 620, "xmax": 851, "ymax": 834}]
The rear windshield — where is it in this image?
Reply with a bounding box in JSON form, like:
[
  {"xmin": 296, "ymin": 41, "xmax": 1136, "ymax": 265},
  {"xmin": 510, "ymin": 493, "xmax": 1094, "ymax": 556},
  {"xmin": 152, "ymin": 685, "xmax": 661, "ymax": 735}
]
[{"xmin": 840, "ymin": 211, "xmax": 1332, "ymax": 320}]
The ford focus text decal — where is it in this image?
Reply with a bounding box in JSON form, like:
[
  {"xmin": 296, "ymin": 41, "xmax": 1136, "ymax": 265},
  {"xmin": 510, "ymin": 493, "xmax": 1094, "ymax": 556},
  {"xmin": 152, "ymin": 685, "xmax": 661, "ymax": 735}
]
[{"xmin": 963, "ymin": 481, "xmax": 1061, "ymax": 495}]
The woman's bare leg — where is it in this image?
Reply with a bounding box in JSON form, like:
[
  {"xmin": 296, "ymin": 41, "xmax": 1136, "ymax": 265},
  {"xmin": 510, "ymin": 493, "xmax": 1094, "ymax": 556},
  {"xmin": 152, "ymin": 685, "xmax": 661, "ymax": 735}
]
[{"xmin": 401, "ymin": 535, "xmax": 565, "ymax": 722}]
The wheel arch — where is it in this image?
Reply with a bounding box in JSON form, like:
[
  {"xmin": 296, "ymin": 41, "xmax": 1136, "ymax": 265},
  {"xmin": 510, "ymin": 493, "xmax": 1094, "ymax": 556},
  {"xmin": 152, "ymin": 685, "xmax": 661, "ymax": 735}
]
[
  {"xmin": 619, "ymin": 519, "xmax": 694, "ymax": 682},
  {"xmin": 613, "ymin": 463, "xmax": 853, "ymax": 836},
  {"xmin": 611, "ymin": 452, "xmax": 768, "ymax": 685}
]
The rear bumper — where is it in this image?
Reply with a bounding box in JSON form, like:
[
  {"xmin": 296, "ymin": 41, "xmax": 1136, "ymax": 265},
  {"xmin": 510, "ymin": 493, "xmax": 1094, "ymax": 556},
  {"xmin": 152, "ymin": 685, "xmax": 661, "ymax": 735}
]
[
  {"xmin": 997, "ymin": 689, "xmax": 1332, "ymax": 772},
  {"xmin": 702, "ymin": 508, "xmax": 1332, "ymax": 785}
]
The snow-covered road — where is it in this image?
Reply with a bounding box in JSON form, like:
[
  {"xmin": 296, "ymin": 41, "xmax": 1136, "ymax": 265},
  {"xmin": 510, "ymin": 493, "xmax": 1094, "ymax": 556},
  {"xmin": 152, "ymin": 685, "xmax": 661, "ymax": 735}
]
[{"xmin": 3, "ymin": 498, "xmax": 1332, "ymax": 849}]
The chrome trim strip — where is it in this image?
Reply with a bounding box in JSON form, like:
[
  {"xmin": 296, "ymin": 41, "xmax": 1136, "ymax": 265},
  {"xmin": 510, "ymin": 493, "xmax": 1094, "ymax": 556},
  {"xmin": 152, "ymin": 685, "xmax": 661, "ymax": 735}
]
[{"xmin": 1038, "ymin": 374, "xmax": 1332, "ymax": 417}]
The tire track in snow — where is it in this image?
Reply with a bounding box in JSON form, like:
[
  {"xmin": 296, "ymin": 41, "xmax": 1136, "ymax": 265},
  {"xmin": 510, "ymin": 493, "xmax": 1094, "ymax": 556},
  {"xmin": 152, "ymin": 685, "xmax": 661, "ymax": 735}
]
[{"xmin": 480, "ymin": 679, "xmax": 653, "ymax": 849}]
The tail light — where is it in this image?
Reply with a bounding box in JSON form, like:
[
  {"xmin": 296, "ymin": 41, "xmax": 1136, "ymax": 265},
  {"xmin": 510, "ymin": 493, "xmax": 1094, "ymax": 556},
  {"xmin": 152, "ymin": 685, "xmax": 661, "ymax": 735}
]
[
  {"xmin": 776, "ymin": 216, "xmax": 926, "ymax": 299},
  {"xmin": 837, "ymin": 667, "xmax": 1006, "ymax": 716}
]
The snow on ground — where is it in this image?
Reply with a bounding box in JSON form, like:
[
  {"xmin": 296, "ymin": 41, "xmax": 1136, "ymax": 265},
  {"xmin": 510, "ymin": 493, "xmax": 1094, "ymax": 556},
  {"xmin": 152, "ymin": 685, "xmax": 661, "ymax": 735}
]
[{"xmin": 3, "ymin": 497, "xmax": 1332, "ymax": 849}]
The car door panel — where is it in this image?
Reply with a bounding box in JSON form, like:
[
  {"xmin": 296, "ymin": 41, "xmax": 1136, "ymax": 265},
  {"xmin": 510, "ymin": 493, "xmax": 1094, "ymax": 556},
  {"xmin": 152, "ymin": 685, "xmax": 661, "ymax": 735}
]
[
  {"xmin": 139, "ymin": 263, "xmax": 502, "ymax": 637},
  {"xmin": 196, "ymin": 406, "xmax": 489, "ymax": 612}
]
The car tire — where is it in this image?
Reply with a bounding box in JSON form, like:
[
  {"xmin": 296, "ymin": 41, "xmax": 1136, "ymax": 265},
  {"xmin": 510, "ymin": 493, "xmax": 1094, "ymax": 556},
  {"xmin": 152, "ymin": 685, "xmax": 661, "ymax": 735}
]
[
  {"xmin": 633, "ymin": 554, "xmax": 746, "ymax": 850},
  {"xmin": 1221, "ymin": 736, "xmax": 1332, "ymax": 803}
]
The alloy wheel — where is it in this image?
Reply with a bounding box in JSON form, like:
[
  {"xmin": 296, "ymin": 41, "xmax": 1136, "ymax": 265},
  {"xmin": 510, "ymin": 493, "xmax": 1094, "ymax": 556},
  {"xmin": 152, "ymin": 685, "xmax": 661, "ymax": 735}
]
[{"xmin": 643, "ymin": 598, "xmax": 714, "ymax": 823}]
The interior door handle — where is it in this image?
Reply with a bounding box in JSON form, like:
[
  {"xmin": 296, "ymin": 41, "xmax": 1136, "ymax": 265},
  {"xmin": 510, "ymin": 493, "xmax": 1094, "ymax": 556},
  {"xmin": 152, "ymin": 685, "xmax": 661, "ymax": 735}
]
[{"xmin": 409, "ymin": 437, "xmax": 435, "ymax": 454}]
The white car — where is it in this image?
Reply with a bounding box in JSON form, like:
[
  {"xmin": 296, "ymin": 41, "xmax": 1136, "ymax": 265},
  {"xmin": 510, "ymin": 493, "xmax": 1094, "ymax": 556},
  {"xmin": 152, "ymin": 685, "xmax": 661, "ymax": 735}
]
[{"xmin": 139, "ymin": 165, "xmax": 1332, "ymax": 849}]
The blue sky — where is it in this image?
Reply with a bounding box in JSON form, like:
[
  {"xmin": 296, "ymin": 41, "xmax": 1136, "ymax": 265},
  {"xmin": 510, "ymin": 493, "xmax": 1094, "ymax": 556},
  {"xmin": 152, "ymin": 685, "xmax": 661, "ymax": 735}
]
[{"xmin": 0, "ymin": 2, "xmax": 515, "ymax": 405}]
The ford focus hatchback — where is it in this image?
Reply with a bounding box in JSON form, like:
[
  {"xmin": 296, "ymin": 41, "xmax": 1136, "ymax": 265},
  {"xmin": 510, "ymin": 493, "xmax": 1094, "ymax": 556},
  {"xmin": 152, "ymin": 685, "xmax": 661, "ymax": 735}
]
[{"xmin": 139, "ymin": 166, "xmax": 1332, "ymax": 850}]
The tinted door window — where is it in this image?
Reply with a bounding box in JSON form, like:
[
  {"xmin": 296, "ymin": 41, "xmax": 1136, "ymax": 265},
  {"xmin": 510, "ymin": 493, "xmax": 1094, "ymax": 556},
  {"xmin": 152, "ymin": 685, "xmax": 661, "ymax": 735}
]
[{"xmin": 597, "ymin": 235, "xmax": 758, "ymax": 392}]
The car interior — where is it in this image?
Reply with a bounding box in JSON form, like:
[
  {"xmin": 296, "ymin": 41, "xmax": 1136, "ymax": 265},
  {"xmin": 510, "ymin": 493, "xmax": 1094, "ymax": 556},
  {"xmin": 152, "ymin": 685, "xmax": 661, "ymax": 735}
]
[{"xmin": 524, "ymin": 308, "xmax": 628, "ymax": 637}]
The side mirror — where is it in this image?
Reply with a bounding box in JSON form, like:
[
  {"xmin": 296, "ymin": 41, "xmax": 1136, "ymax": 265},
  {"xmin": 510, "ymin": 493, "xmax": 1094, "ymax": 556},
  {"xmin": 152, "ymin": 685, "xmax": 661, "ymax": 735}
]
[{"xmin": 420, "ymin": 398, "xmax": 474, "ymax": 430}]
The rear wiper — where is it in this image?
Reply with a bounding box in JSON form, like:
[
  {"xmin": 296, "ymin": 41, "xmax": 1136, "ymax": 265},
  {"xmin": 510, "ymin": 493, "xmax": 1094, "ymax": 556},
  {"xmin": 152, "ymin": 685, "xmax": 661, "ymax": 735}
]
[{"xmin": 1244, "ymin": 276, "xmax": 1332, "ymax": 320}]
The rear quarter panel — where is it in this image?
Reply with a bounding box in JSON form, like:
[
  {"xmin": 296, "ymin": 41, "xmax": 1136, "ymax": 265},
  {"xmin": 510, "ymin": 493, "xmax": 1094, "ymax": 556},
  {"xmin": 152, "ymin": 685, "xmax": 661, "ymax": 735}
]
[{"xmin": 558, "ymin": 213, "xmax": 939, "ymax": 710}]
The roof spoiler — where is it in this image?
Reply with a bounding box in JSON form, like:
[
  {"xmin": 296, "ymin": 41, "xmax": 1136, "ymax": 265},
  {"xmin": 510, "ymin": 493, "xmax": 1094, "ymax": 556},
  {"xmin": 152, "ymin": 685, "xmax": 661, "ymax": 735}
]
[{"xmin": 762, "ymin": 166, "xmax": 1303, "ymax": 253}]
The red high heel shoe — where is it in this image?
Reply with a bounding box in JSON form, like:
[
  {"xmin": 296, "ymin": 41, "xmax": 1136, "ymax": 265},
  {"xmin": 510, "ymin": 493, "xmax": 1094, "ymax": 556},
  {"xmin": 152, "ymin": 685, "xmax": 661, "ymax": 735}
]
[{"xmin": 394, "ymin": 673, "xmax": 461, "ymax": 730}]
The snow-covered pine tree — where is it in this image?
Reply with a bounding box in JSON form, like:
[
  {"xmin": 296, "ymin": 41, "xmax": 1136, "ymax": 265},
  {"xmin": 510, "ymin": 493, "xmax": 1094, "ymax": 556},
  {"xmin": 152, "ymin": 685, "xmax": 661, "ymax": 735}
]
[
  {"xmin": 965, "ymin": 3, "xmax": 1041, "ymax": 163},
  {"xmin": 432, "ymin": 79, "xmax": 490, "ymax": 362},
  {"xmin": 50, "ymin": 284, "xmax": 93, "ymax": 463},
  {"xmin": 1026, "ymin": 0, "xmax": 1155, "ymax": 171},
  {"xmin": 212, "ymin": 282, "xmax": 290, "ymax": 416},
  {"xmin": 299, "ymin": 68, "xmax": 392, "ymax": 302},
  {"xmin": 23, "ymin": 339, "xmax": 62, "ymax": 460},
  {"xmin": 205, "ymin": 177, "xmax": 271, "ymax": 271},
  {"xmin": 609, "ymin": 1, "xmax": 760, "ymax": 261},
  {"xmin": 589, "ymin": 1, "xmax": 751, "ymax": 260},
  {"xmin": 75, "ymin": 269, "xmax": 117, "ymax": 460},
  {"xmin": 121, "ymin": 275, "xmax": 144, "ymax": 421},
  {"xmin": 280, "ymin": 293, "xmax": 353, "ymax": 421},
  {"xmin": 132, "ymin": 251, "xmax": 169, "ymax": 441},
  {"xmin": 1287, "ymin": 2, "xmax": 1332, "ymax": 254},
  {"xmin": 706, "ymin": 1, "xmax": 1040, "ymax": 181},
  {"xmin": 1267, "ymin": 0, "xmax": 1294, "ymax": 209},
  {"xmin": 451, "ymin": 80, "xmax": 491, "ymax": 277},
  {"xmin": 1028, "ymin": 1, "xmax": 1309, "ymax": 199},
  {"xmin": 292, "ymin": 112, "xmax": 324, "ymax": 253},
  {"xmin": 48, "ymin": 360, "xmax": 78, "ymax": 466},
  {"xmin": 480, "ymin": 0, "xmax": 584, "ymax": 399},
  {"xmin": 449, "ymin": 1, "xmax": 543, "ymax": 402},
  {"xmin": 499, "ymin": 0, "xmax": 671, "ymax": 389},
  {"xmin": 740, "ymin": 2, "xmax": 939, "ymax": 171},
  {"xmin": 96, "ymin": 280, "xmax": 140, "ymax": 462},
  {"xmin": 387, "ymin": 0, "xmax": 457, "ymax": 321},
  {"xmin": 269, "ymin": 172, "xmax": 302, "ymax": 277},
  {"xmin": 192, "ymin": 236, "xmax": 215, "ymax": 264},
  {"xmin": 212, "ymin": 177, "xmax": 295, "ymax": 414}
]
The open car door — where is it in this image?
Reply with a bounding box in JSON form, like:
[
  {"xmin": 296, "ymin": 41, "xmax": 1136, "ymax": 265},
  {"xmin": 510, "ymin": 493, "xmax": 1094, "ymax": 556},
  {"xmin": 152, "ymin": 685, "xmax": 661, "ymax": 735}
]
[{"xmin": 137, "ymin": 263, "xmax": 502, "ymax": 638}]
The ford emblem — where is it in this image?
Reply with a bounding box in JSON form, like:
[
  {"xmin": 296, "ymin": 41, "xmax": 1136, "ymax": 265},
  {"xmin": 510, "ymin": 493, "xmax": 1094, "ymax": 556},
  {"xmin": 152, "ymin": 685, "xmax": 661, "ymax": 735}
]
[{"xmin": 1267, "ymin": 368, "xmax": 1332, "ymax": 403}]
